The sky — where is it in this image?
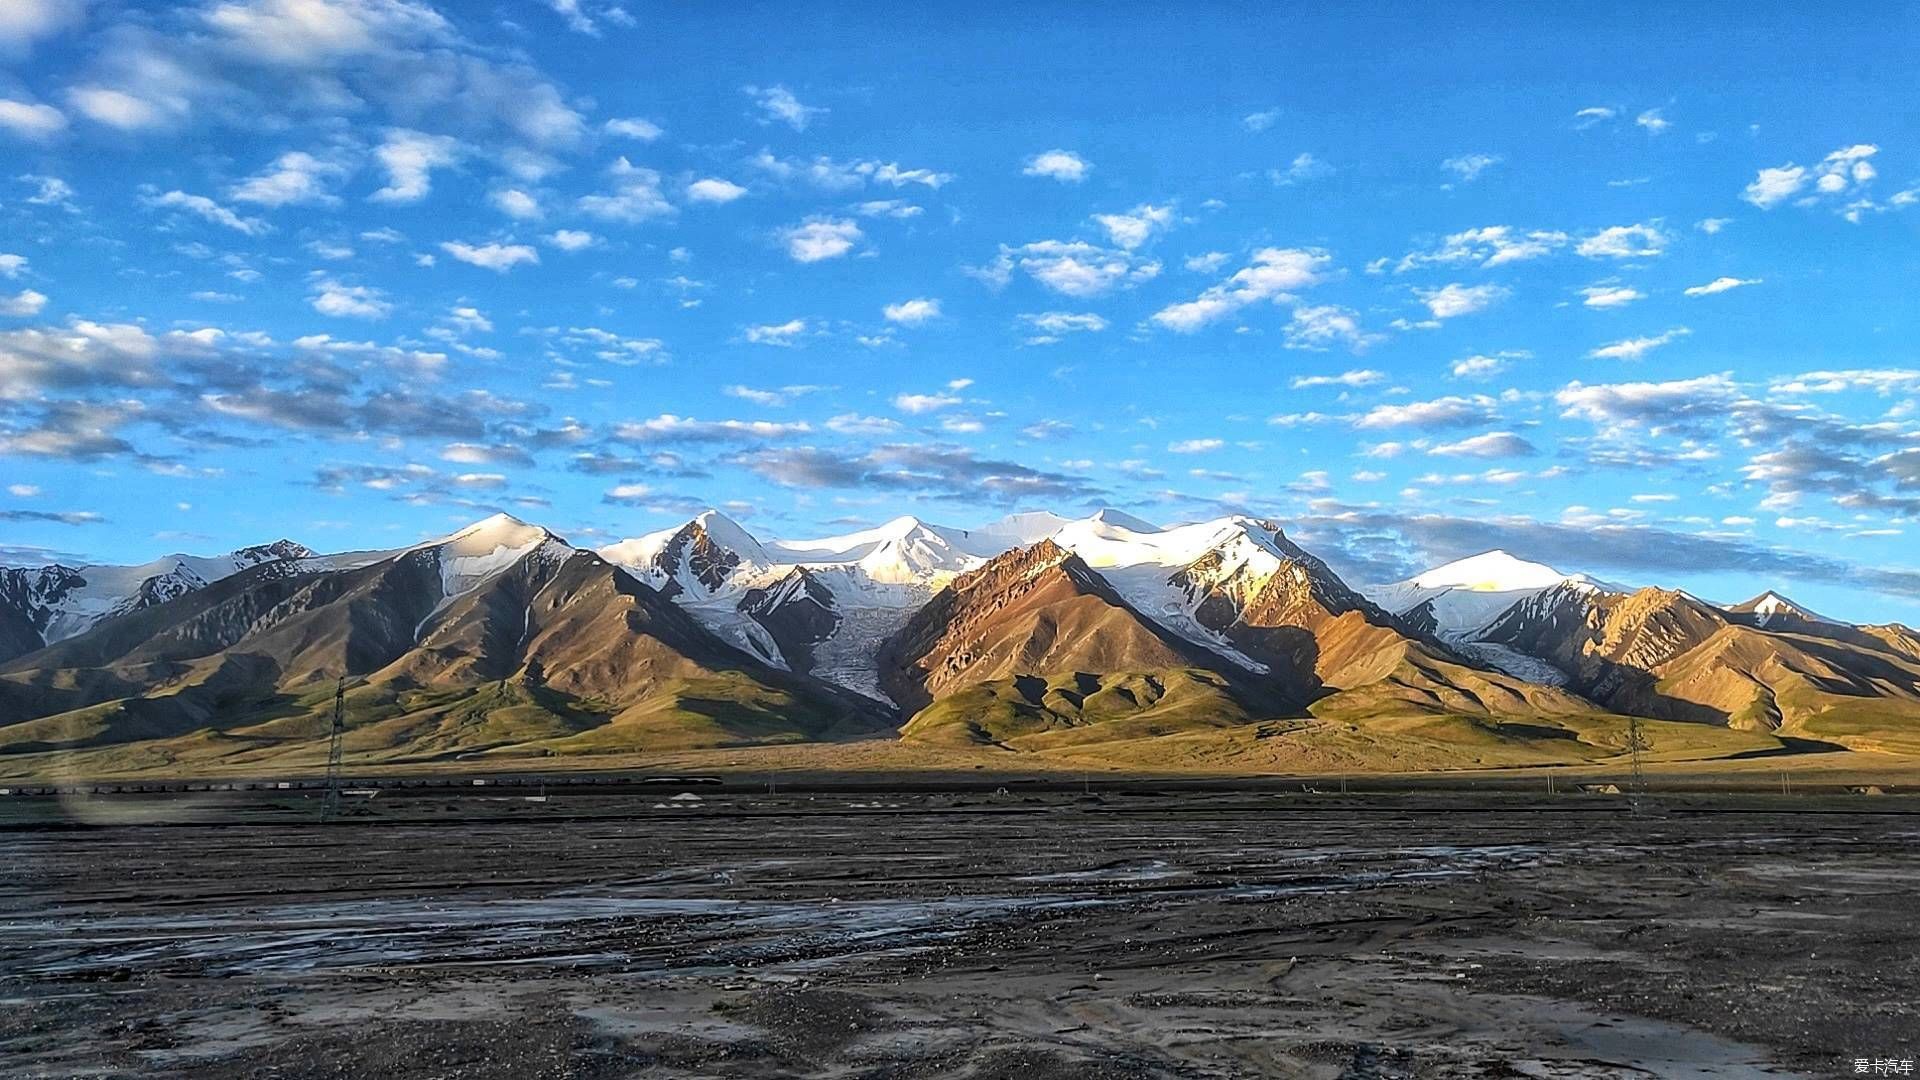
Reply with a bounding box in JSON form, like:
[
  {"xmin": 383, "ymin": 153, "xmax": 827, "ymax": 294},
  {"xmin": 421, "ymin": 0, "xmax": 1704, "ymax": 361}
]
[{"xmin": 2, "ymin": 1, "xmax": 1919, "ymax": 624}]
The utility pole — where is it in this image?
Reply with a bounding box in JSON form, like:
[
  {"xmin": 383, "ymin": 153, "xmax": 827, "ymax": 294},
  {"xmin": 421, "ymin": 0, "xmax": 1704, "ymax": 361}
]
[{"xmin": 321, "ymin": 678, "xmax": 346, "ymax": 822}]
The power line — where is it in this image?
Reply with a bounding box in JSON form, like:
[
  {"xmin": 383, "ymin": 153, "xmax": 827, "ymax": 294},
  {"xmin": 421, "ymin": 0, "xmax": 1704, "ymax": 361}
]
[{"xmin": 321, "ymin": 678, "xmax": 346, "ymax": 823}]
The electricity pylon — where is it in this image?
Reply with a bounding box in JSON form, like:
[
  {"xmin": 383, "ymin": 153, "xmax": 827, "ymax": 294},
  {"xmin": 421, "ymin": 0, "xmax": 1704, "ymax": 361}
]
[
  {"xmin": 1626, "ymin": 712, "xmax": 1648, "ymax": 814},
  {"xmin": 321, "ymin": 678, "xmax": 346, "ymax": 822}
]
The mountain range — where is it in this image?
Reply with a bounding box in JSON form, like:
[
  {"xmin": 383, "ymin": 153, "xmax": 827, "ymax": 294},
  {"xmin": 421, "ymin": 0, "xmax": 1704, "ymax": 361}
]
[{"xmin": 3, "ymin": 507, "xmax": 1918, "ymax": 775}]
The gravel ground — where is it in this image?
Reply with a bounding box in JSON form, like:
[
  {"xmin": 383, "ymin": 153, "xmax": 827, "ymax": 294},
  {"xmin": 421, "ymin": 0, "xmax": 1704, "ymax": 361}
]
[{"xmin": 2, "ymin": 789, "xmax": 1916, "ymax": 1077}]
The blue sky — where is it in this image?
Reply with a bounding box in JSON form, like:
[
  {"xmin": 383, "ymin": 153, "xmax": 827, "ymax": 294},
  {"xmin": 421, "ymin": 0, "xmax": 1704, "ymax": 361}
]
[{"xmin": 2, "ymin": 1, "xmax": 1919, "ymax": 623}]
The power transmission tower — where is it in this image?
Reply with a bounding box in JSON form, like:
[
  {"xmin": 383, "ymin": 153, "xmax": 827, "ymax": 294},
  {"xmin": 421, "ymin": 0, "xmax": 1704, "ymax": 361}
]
[
  {"xmin": 1625, "ymin": 712, "xmax": 1648, "ymax": 814},
  {"xmin": 321, "ymin": 678, "xmax": 346, "ymax": 822}
]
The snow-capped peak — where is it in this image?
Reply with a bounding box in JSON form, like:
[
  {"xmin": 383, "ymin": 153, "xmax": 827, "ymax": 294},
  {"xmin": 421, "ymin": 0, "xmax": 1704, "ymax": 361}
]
[
  {"xmin": 1407, "ymin": 550, "xmax": 1579, "ymax": 593},
  {"xmin": 1737, "ymin": 590, "xmax": 1834, "ymax": 627}
]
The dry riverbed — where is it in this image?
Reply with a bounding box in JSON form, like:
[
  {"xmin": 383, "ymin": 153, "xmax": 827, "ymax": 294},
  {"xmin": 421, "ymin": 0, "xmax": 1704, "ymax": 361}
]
[{"xmin": 2, "ymin": 789, "xmax": 1916, "ymax": 1077}]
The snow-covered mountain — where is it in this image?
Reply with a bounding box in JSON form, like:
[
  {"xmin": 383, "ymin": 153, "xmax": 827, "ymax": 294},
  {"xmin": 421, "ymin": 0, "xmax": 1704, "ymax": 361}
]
[
  {"xmin": 0, "ymin": 538, "xmax": 318, "ymax": 661},
  {"xmin": 596, "ymin": 509, "xmax": 1070, "ymax": 699},
  {"xmin": 1363, "ymin": 550, "xmax": 1618, "ymax": 643}
]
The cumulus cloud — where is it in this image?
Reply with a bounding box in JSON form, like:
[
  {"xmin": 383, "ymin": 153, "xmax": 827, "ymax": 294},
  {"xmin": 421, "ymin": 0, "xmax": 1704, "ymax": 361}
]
[
  {"xmin": 1151, "ymin": 247, "xmax": 1331, "ymax": 331},
  {"xmin": 359, "ymin": 130, "xmax": 457, "ymax": 203},
  {"xmin": 309, "ymin": 278, "xmax": 392, "ymax": 319},
  {"xmin": 1393, "ymin": 226, "xmax": 1567, "ymax": 271},
  {"xmin": 231, "ymin": 150, "xmax": 349, "ymax": 207},
  {"xmin": 0, "ymin": 290, "xmax": 48, "ymax": 317},
  {"xmin": 1575, "ymin": 222, "xmax": 1670, "ymax": 258},
  {"xmin": 744, "ymin": 84, "xmax": 824, "ymax": 131},
  {"xmin": 1018, "ymin": 311, "xmax": 1107, "ymax": 345},
  {"xmin": 882, "ymin": 298, "xmax": 941, "ymax": 325},
  {"xmin": 1354, "ymin": 395, "xmax": 1499, "ymax": 430},
  {"xmin": 1744, "ymin": 144, "xmax": 1877, "ymax": 210},
  {"xmin": 1440, "ymin": 153, "xmax": 1500, "ymax": 182},
  {"xmin": 603, "ymin": 116, "xmax": 662, "ymax": 140},
  {"xmin": 1092, "ymin": 203, "xmax": 1175, "ymax": 250},
  {"xmin": 686, "ymin": 177, "xmax": 748, "ymax": 203},
  {"xmin": 975, "ymin": 240, "xmax": 1160, "ymax": 299},
  {"xmin": 1023, "ymin": 149, "xmax": 1089, "ymax": 182},
  {"xmin": 1169, "ymin": 438, "xmax": 1224, "ymax": 454},
  {"xmin": 780, "ymin": 218, "xmax": 863, "ymax": 263},
  {"xmin": 744, "ymin": 318, "xmax": 807, "ymax": 346},
  {"xmin": 1415, "ymin": 282, "xmax": 1507, "ymax": 319},
  {"xmin": 440, "ymin": 241, "xmax": 539, "ymax": 272},
  {"xmin": 576, "ymin": 157, "xmax": 673, "ymax": 222},
  {"xmin": 1284, "ymin": 305, "xmax": 1382, "ymax": 352}
]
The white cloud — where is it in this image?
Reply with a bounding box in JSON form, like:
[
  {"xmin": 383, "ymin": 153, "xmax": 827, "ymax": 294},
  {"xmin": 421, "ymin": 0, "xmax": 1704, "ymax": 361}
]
[
  {"xmin": 744, "ymin": 318, "xmax": 807, "ymax": 346},
  {"xmin": 1684, "ymin": 276, "xmax": 1761, "ymax": 297},
  {"xmin": 489, "ymin": 188, "xmax": 541, "ymax": 219},
  {"xmin": 231, "ymin": 151, "xmax": 348, "ymax": 207},
  {"xmin": 894, "ymin": 391, "xmax": 962, "ymax": 414},
  {"xmin": 440, "ymin": 241, "xmax": 538, "ymax": 272},
  {"xmin": 309, "ymin": 279, "xmax": 391, "ymax": 319},
  {"xmin": 687, "ymin": 177, "xmax": 748, "ymax": 203},
  {"xmin": 1415, "ymin": 282, "xmax": 1507, "ymax": 319},
  {"xmin": 744, "ymin": 84, "xmax": 824, "ymax": 131},
  {"xmin": 1243, "ymin": 108, "xmax": 1280, "ymax": 132},
  {"xmin": 0, "ymin": 254, "xmax": 25, "ymax": 278},
  {"xmin": 1151, "ymin": 247, "xmax": 1330, "ymax": 331},
  {"xmin": 370, "ymin": 129, "xmax": 460, "ymax": 203},
  {"xmin": 617, "ymin": 415, "xmax": 810, "ymax": 441},
  {"xmin": 1184, "ymin": 251, "xmax": 1230, "ymax": 273},
  {"xmin": 1018, "ymin": 311, "xmax": 1107, "ymax": 344},
  {"xmin": 1290, "ymin": 369, "xmax": 1383, "ymax": 389},
  {"xmin": 1573, "ymin": 106, "xmax": 1617, "ymax": 128},
  {"xmin": 1092, "ymin": 203, "xmax": 1174, "ymax": 250},
  {"xmin": 1023, "ymin": 149, "xmax": 1089, "ymax": 182},
  {"xmin": 0, "ymin": 289, "xmax": 48, "ymax": 316},
  {"xmin": 1581, "ymin": 284, "xmax": 1644, "ymax": 308},
  {"xmin": 1355, "ymin": 395, "xmax": 1498, "ymax": 430},
  {"xmin": 724, "ymin": 384, "xmax": 823, "ymax": 407},
  {"xmin": 1588, "ymin": 327, "xmax": 1691, "ymax": 360},
  {"xmin": 0, "ymin": 0, "xmax": 85, "ymax": 54},
  {"xmin": 0, "ymin": 98, "xmax": 66, "ymax": 140},
  {"xmin": 825, "ymin": 413, "xmax": 901, "ymax": 435},
  {"xmin": 855, "ymin": 199, "xmax": 922, "ymax": 219},
  {"xmin": 1441, "ymin": 153, "xmax": 1501, "ymax": 182},
  {"xmin": 1394, "ymin": 226, "xmax": 1568, "ymax": 271},
  {"xmin": 577, "ymin": 157, "xmax": 673, "ymax": 222},
  {"xmin": 750, "ymin": 152, "xmax": 951, "ymax": 191},
  {"xmin": 545, "ymin": 229, "xmax": 597, "ymax": 251},
  {"xmin": 883, "ymin": 298, "xmax": 941, "ymax": 325},
  {"xmin": 1743, "ymin": 165, "xmax": 1807, "ymax": 209},
  {"xmin": 1634, "ymin": 108, "xmax": 1671, "ymax": 135},
  {"xmin": 67, "ymin": 86, "xmax": 166, "ymax": 130},
  {"xmin": 1450, "ymin": 353, "xmax": 1515, "ymax": 379},
  {"xmin": 6, "ymin": 483, "xmax": 40, "ymax": 497},
  {"xmin": 1270, "ymin": 152, "xmax": 1331, "ymax": 185},
  {"xmin": 981, "ymin": 240, "xmax": 1160, "ymax": 299},
  {"xmin": 604, "ymin": 117, "xmax": 662, "ymax": 140},
  {"xmin": 1745, "ymin": 144, "xmax": 1880, "ymax": 212},
  {"xmin": 1696, "ymin": 217, "xmax": 1731, "ymax": 234},
  {"xmin": 1169, "ymin": 438, "xmax": 1224, "ymax": 454},
  {"xmin": 1576, "ymin": 222, "xmax": 1670, "ymax": 258},
  {"xmin": 1285, "ymin": 305, "xmax": 1381, "ymax": 352},
  {"xmin": 1429, "ymin": 431, "xmax": 1537, "ymax": 458},
  {"xmin": 146, "ymin": 190, "xmax": 269, "ymax": 235},
  {"xmin": 779, "ymin": 218, "xmax": 863, "ymax": 263}
]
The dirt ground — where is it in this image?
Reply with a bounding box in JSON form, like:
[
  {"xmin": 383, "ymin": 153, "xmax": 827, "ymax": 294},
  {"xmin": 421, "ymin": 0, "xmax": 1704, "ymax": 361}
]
[{"xmin": 3, "ymin": 789, "xmax": 1917, "ymax": 1078}]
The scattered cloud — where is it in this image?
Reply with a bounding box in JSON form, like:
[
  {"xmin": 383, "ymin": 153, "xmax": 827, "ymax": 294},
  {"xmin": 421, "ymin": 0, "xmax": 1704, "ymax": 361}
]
[
  {"xmin": 1023, "ymin": 149, "xmax": 1089, "ymax": 182},
  {"xmin": 1587, "ymin": 327, "xmax": 1690, "ymax": 361},
  {"xmin": 1684, "ymin": 276, "xmax": 1761, "ymax": 297}
]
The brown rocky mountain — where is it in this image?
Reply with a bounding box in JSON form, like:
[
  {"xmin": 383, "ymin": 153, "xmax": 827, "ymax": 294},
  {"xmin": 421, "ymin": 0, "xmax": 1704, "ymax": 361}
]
[
  {"xmin": 1479, "ymin": 582, "xmax": 1920, "ymax": 737},
  {"xmin": 0, "ymin": 515, "xmax": 887, "ymax": 763},
  {"xmin": 2, "ymin": 509, "xmax": 1917, "ymax": 773}
]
